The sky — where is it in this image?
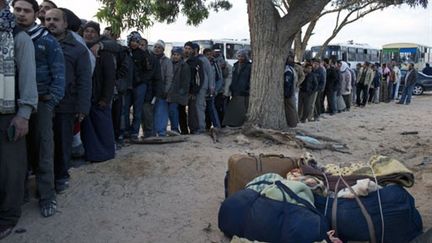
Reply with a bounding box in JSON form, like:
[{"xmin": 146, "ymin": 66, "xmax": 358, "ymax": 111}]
[{"xmin": 50, "ymin": 0, "xmax": 432, "ymax": 49}]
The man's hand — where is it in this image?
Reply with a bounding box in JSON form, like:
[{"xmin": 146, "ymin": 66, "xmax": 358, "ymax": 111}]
[
  {"xmin": 90, "ymin": 43, "xmax": 102, "ymax": 57},
  {"xmin": 76, "ymin": 113, "xmax": 86, "ymax": 123},
  {"xmin": 97, "ymin": 100, "xmax": 107, "ymax": 108},
  {"xmin": 10, "ymin": 116, "xmax": 29, "ymax": 141}
]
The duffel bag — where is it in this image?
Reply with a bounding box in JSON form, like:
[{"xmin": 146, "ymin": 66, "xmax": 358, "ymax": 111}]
[
  {"xmin": 219, "ymin": 180, "xmax": 329, "ymax": 243},
  {"xmin": 314, "ymin": 177, "xmax": 423, "ymax": 243},
  {"xmin": 225, "ymin": 154, "xmax": 299, "ymax": 197}
]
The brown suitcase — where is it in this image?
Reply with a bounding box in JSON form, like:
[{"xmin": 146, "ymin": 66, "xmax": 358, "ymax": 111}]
[{"xmin": 226, "ymin": 153, "xmax": 300, "ymax": 197}]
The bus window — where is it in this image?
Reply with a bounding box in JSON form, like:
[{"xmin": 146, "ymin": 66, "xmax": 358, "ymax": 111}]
[
  {"xmin": 342, "ymin": 52, "xmax": 347, "ymax": 61},
  {"xmin": 348, "ymin": 48, "xmax": 356, "ymax": 61},
  {"xmin": 226, "ymin": 43, "xmax": 244, "ymax": 59}
]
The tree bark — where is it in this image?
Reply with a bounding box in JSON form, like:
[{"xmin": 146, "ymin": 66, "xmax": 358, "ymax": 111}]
[
  {"xmin": 246, "ymin": 0, "xmax": 291, "ymax": 130},
  {"xmin": 245, "ymin": 0, "xmax": 330, "ymax": 130}
]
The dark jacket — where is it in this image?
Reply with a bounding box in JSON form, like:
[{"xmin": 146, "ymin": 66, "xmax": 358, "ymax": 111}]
[
  {"xmin": 314, "ymin": 66, "xmax": 327, "ymax": 92},
  {"xmin": 373, "ymin": 70, "xmax": 382, "ymax": 88},
  {"xmin": 56, "ymin": 31, "xmax": 92, "ymax": 114},
  {"xmin": 90, "ymin": 48, "xmax": 116, "ymax": 104},
  {"xmin": 186, "ymin": 56, "xmax": 205, "ymax": 95},
  {"xmin": 405, "ymin": 69, "xmax": 418, "ymax": 86},
  {"xmin": 28, "ymin": 24, "xmax": 65, "ymax": 110},
  {"xmin": 300, "ymin": 72, "xmax": 318, "ymax": 94},
  {"xmin": 230, "ymin": 61, "xmax": 252, "ymax": 96},
  {"xmin": 284, "ymin": 64, "xmax": 295, "ymax": 98},
  {"xmin": 131, "ymin": 48, "xmax": 162, "ymax": 100},
  {"xmin": 167, "ymin": 60, "xmax": 191, "ymax": 106},
  {"xmin": 325, "ymin": 66, "xmax": 340, "ymax": 93},
  {"xmin": 99, "ymin": 36, "xmax": 132, "ymax": 94}
]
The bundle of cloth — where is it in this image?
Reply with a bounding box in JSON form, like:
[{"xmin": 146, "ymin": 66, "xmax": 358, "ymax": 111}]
[{"xmin": 297, "ymin": 153, "xmax": 415, "ymax": 195}]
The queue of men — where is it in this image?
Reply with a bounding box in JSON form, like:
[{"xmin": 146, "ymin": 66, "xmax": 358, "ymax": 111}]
[
  {"xmin": 284, "ymin": 56, "xmax": 418, "ymax": 125},
  {"xmin": 0, "ymin": 0, "xmax": 255, "ymax": 239},
  {"xmin": 0, "ymin": 0, "xmax": 422, "ymax": 240}
]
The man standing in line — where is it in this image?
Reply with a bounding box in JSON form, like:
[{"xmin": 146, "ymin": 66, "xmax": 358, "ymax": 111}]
[
  {"xmin": 311, "ymin": 58, "xmax": 326, "ymax": 121},
  {"xmin": 12, "ymin": 0, "xmax": 65, "ymax": 217},
  {"xmin": 0, "ymin": 0, "xmax": 38, "ymax": 238},
  {"xmin": 398, "ymin": 63, "xmax": 417, "ymax": 105},
  {"xmin": 152, "ymin": 40, "xmax": 174, "ymax": 136},
  {"xmin": 356, "ymin": 62, "xmax": 374, "ymax": 107},
  {"xmin": 283, "ymin": 52, "xmax": 299, "ymax": 127},
  {"xmin": 392, "ymin": 61, "xmax": 401, "ymax": 100},
  {"xmin": 203, "ymin": 48, "xmax": 222, "ymax": 129},
  {"xmin": 181, "ymin": 41, "xmax": 204, "ymax": 134},
  {"xmin": 36, "ymin": 0, "xmax": 55, "ymax": 25},
  {"xmin": 45, "ymin": 8, "xmax": 92, "ymax": 193}
]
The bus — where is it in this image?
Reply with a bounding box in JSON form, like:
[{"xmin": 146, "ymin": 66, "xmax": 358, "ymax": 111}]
[
  {"xmin": 311, "ymin": 42, "xmax": 380, "ymax": 66},
  {"xmin": 191, "ymin": 39, "xmax": 251, "ymax": 65},
  {"xmin": 382, "ymin": 43, "xmax": 432, "ymax": 70}
]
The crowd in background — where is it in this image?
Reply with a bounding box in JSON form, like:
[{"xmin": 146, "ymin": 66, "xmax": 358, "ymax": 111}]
[
  {"xmin": 284, "ymin": 57, "xmax": 419, "ymax": 126},
  {"xmin": 0, "ymin": 0, "xmax": 424, "ymax": 240}
]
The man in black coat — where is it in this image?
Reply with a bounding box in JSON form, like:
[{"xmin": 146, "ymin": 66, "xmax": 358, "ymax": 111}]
[{"xmin": 45, "ymin": 8, "xmax": 92, "ymax": 193}]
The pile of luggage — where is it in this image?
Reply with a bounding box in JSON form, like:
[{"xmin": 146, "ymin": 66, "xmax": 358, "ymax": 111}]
[{"xmin": 218, "ymin": 153, "xmax": 424, "ymax": 243}]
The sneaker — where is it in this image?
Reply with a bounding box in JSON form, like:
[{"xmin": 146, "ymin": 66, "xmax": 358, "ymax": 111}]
[
  {"xmin": 167, "ymin": 130, "xmax": 181, "ymax": 136},
  {"xmin": 55, "ymin": 179, "xmax": 69, "ymax": 194},
  {"xmin": 40, "ymin": 200, "xmax": 57, "ymax": 217},
  {"xmin": 0, "ymin": 225, "xmax": 13, "ymax": 240}
]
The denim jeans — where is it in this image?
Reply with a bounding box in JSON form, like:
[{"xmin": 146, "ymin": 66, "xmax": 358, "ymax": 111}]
[
  {"xmin": 168, "ymin": 103, "xmax": 179, "ymax": 133},
  {"xmin": 399, "ymin": 84, "xmax": 414, "ymax": 104},
  {"xmin": 131, "ymin": 83, "xmax": 148, "ymax": 137},
  {"xmin": 153, "ymin": 98, "xmax": 169, "ymax": 136},
  {"xmin": 27, "ymin": 102, "xmax": 56, "ymax": 203},
  {"xmin": 205, "ymin": 96, "xmax": 221, "ymax": 129}
]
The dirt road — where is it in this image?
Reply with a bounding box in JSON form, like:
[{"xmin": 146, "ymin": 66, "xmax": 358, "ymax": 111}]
[{"xmin": 7, "ymin": 94, "xmax": 432, "ymax": 243}]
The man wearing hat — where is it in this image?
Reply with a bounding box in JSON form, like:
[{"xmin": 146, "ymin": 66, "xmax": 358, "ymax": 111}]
[
  {"xmin": 167, "ymin": 47, "xmax": 191, "ymax": 133},
  {"xmin": 81, "ymin": 21, "xmax": 116, "ymax": 162},
  {"xmin": 127, "ymin": 31, "xmax": 161, "ymax": 139},
  {"xmin": 152, "ymin": 40, "xmax": 173, "ymax": 136},
  {"xmin": 181, "ymin": 41, "xmax": 204, "ymax": 134}
]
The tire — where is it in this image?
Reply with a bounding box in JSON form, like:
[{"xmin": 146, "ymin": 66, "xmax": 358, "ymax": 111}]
[{"xmin": 412, "ymin": 85, "xmax": 423, "ymax": 95}]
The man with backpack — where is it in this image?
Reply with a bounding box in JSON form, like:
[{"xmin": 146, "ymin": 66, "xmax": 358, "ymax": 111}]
[{"xmin": 0, "ymin": 0, "xmax": 38, "ymax": 238}]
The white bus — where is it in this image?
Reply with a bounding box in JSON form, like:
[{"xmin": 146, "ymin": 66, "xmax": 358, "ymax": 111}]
[
  {"xmin": 311, "ymin": 41, "xmax": 380, "ymax": 66},
  {"xmin": 191, "ymin": 39, "xmax": 251, "ymax": 65},
  {"xmin": 382, "ymin": 43, "xmax": 432, "ymax": 70}
]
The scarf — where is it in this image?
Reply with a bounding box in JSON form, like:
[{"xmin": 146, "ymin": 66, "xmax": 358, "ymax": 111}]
[
  {"xmin": 0, "ymin": 5, "xmax": 16, "ymax": 114},
  {"xmin": 27, "ymin": 23, "xmax": 49, "ymax": 41}
]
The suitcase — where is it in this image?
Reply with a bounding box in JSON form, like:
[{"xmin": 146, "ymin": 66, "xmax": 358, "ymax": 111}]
[{"xmin": 225, "ymin": 154, "xmax": 299, "ymax": 197}]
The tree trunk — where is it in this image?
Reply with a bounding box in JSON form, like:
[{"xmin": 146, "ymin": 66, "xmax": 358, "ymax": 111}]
[
  {"xmin": 246, "ymin": 0, "xmax": 291, "ymax": 130},
  {"xmin": 294, "ymin": 31, "xmax": 303, "ymax": 61}
]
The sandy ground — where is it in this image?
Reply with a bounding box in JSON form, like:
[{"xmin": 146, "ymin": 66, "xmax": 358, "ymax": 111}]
[{"xmin": 6, "ymin": 93, "xmax": 432, "ymax": 243}]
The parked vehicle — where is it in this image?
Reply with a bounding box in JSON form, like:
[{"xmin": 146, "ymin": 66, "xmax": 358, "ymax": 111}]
[
  {"xmin": 311, "ymin": 41, "xmax": 380, "ymax": 66},
  {"xmin": 398, "ymin": 70, "xmax": 432, "ymax": 95}
]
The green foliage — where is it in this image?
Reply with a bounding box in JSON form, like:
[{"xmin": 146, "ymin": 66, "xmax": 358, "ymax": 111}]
[{"xmin": 96, "ymin": 0, "xmax": 232, "ymax": 35}]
